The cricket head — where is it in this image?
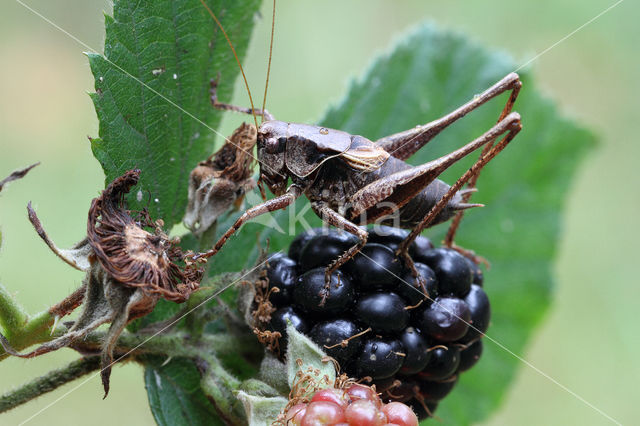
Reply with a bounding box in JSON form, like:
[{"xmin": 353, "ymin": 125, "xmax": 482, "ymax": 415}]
[{"xmin": 257, "ymin": 120, "xmax": 289, "ymax": 195}]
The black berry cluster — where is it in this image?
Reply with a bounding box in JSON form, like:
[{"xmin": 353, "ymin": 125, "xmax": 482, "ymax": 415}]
[{"xmin": 260, "ymin": 227, "xmax": 490, "ymax": 420}]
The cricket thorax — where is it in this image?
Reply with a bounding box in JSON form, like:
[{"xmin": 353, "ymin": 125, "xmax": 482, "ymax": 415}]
[{"xmin": 306, "ymin": 159, "xmax": 362, "ymax": 213}]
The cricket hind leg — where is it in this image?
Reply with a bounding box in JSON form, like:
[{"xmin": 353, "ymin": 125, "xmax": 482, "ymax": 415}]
[
  {"xmin": 309, "ymin": 117, "xmax": 513, "ymax": 296},
  {"xmin": 375, "ymin": 73, "xmax": 521, "ymax": 161},
  {"xmin": 311, "ymin": 202, "xmax": 369, "ymax": 290},
  {"xmin": 348, "ymin": 112, "xmax": 522, "ymax": 221},
  {"xmin": 396, "ymin": 112, "xmax": 522, "ymax": 275},
  {"xmin": 444, "ymin": 77, "xmax": 522, "ymax": 251},
  {"xmin": 210, "ymin": 77, "xmax": 275, "ymax": 121}
]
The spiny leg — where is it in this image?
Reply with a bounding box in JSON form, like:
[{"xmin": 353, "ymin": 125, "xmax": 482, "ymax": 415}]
[
  {"xmin": 349, "ymin": 112, "xmax": 523, "ymax": 221},
  {"xmin": 192, "ymin": 185, "xmax": 302, "ymax": 262},
  {"xmin": 445, "ymin": 77, "xmax": 522, "ymax": 249},
  {"xmin": 311, "ymin": 202, "xmax": 368, "ymax": 302},
  {"xmin": 397, "ymin": 113, "xmax": 523, "ymax": 275},
  {"xmin": 376, "ymin": 73, "xmax": 522, "ymax": 161},
  {"xmin": 210, "ymin": 78, "xmax": 274, "ymax": 121}
]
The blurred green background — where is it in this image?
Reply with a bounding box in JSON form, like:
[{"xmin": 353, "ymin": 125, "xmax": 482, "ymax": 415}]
[{"xmin": 0, "ymin": 0, "xmax": 637, "ymax": 425}]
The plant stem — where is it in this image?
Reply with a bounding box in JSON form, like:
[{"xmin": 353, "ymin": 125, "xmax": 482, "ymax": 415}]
[
  {"xmin": 0, "ymin": 282, "xmax": 67, "ymax": 362},
  {"xmin": 197, "ymin": 352, "xmax": 244, "ymax": 425},
  {"xmin": 0, "ymin": 309, "xmax": 62, "ymax": 361},
  {"xmin": 0, "ymin": 329, "xmax": 259, "ymax": 413},
  {"xmin": 70, "ymin": 329, "xmax": 257, "ymax": 359},
  {"xmin": 0, "ymin": 283, "xmax": 28, "ymax": 339},
  {"xmin": 0, "ymin": 356, "xmax": 101, "ymax": 414}
]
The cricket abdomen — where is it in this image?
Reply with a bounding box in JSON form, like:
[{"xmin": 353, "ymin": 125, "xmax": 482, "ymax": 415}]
[
  {"xmin": 322, "ymin": 157, "xmax": 462, "ymax": 228},
  {"xmin": 308, "ymin": 155, "xmax": 468, "ymax": 229},
  {"xmin": 397, "ymin": 179, "xmax": 462, "ymax": 227},
  {"xmin": 360, "ymin": 156, "xmax": 464, "ymax": 228}
]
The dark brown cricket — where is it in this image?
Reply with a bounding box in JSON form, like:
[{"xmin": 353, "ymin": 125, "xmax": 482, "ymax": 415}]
[{"xmin": 193, "ymin": 73, "xmax": 522, "ymax": 284}]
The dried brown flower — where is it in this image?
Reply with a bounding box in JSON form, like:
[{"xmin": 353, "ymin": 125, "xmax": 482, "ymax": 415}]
[
  {"xmin": 88, "ymin": 169, "xmax": 202, "ymax": 302},
  {"xmin": 0, "ymin": 169, "xmax": 204, "ymax": 397}
]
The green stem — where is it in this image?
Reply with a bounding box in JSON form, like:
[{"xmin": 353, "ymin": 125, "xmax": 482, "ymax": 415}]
[
  {"xmin": 0, "ymin": 283, "xmax": 28, "ymax": 338},
  {"xmin": 0, "ymin": 329, "xmax": 258, "ymax": 414},
  {"xmin": 0, "ymin": 310, "xmax": 61, "ymax": 361},
  {"xmin": 75, "ymin": 329, "xmax": 251, "ymax": 423},
  {"xmin": 71, "ymin": 329, "xmax": 256, "ymax": 359},
  {"xmin": 21, "ymin": 310, "xmax": 59, "ymax": 341},
  {"xmin": 197, "ymin": 352, "xmax": 245, "ymax": 425},
  {"xmin": 0, "ymin": 356, "xmax": 101, "ymax": 414},
  {"xmin": 0, "ymin": 285, "xmax": 85, "ymax": 361}
]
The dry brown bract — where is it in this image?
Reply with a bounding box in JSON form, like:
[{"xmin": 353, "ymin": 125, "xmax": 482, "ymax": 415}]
[
  {"xmin": 0, "ymin": 162, "xmax": 39, "ymax": 193},
  {"xmin": 0, "ymin": 169, "xmax": 203, "ymax": 396},
  {"xmin": 88, "ymin": 169, "xmax": 202, "ymax": 302}
]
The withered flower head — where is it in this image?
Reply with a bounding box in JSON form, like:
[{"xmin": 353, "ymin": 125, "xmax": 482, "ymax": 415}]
[
  {"xmin": 184, "ymin": 122, "xmax": 256, "ymax": 235},
  {"xmin": 0, "ymin": 169, "xmax": 204, "ymax": 397},
  {"xmin": 88, "ymin": 169, "xmax": 202, "ymax": 302}
]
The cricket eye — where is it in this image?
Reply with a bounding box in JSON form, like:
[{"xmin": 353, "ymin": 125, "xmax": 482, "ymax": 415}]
[{"xmin": 264, "ymin": 137, "xmax": 279, "ymax": 154}]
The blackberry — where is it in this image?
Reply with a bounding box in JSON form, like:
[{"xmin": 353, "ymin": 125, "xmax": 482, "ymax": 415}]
[
  {"xmin": 419, "ymin": 345, "xmax": 460, "ymax": 381},
  {"xmin": 264, "ymin": 253, "xmax": 297, "ymax": 307},
  {"xmin": 309, "ymin": 319, "xmax": 363, "ymax": 365},
  {"xmin": 419, "ymin": 376, "xmax": 458, "ymax": 401},
  {"xmin": 367, "ymin": 225, "xmax": 409, "ymax": 252},
  {"xmin": 409, "ymin": 235, "xmax": 434, "ymax": 258},
  {"xmin": 345, "ymin": 243, "xmax": 401, "ymax": 290},
  {"xmin": 293, "ymin": 268, "xmax": 354, "ymax": 317},
  {"xmin": 398, "ymin": 327, "xmax": 431, "ymax": 375},
  {"xmin": 298, "ymin": 231, "xmax": 358, "ymax": 270},
  {"xmin": 355, "ymin": 292, "xmax": 409, "ymax": 333},
  {"xmin": 368, "ymin": 375, "xmax": 398, "ymax": 393},
  {"xmin": 407, "ymin": 399, "xmax": 438, "ymax": 421},
  {"xmin": 396, "ymin": 262, "xmax": 438, "ymax": 306},
  {"xmin": 356, "ymin": 338, "xmax": 404, "ymax": 380},
  {"xmin": 458, "ymin": 284, "xmax": 490, "ymax": 343},
  {"xmin": 384, "ymin": 379, "xmax": 419, "ymax": 403},
  {"xmin": 458, "ymin": 339, "xmax": 483, "ymax": 372},
  {"xmin": 288, "ymin": 227, "xmax": 323, "ymax": 262},
  {"xmin": 255, "ymin": 227, "xmax": 492, "ymax": 419},
  {"xmin": 268, "ymin": 306, "xmax": 310, "ymax": 351},
  {"xmin": 465, "ymin": 257, "xmax": 484, "ymax": 286},
  {"xmin": 418, "ymin": 248, "xmax": 472, "ymax": 297},
  {"xmin": 418, "ymin": 296, "xmax": 471, "ymax": 342}
]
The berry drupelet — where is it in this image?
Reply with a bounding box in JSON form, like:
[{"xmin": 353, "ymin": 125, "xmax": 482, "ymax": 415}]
[{"xmin": 258, "ymin": 227, "xmax": 491, "ymax": 421}]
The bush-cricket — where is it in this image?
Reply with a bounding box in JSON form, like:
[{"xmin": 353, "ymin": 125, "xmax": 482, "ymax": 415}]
[{"xmin": 192, "ymin": 0, "xmax": 523, "ymax": 287}]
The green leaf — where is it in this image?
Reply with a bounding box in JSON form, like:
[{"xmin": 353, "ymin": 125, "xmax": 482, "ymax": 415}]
[
  {"xmin": 214, "ymin": 23, "xmax": 594, "ymax": 423},
  {"xmin": 236, "ymin": 391, "xmax": 287, "ymax": 426},
  {"xmin": 144, "ymin": 357, "xmax": 223, "ymax": 426},
  {"xmin": 89, "ymin": 0, "xmax": 261, "ymax": 229},
  {"xmin": 285, "ymin": 323, "xmax": 335, "ymax": 393},
  {"xmin": 257, "ymin": 352, "xmax": 289, "ymax": 395}
]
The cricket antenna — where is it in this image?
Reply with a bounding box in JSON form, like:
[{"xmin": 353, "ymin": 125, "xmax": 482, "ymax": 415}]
[
  {"xmin": 261, "ymin": 0, "xmax": 276, "ymax": 123},
  {"xmin": 198, "ymin": 0, "xmax": 259, "ymax": 129}
]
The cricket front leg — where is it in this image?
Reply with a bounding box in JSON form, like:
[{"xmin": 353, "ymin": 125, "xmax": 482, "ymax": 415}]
[
  {"xmin": 193, "ymin": 186, "xmax": 303, "ymax": 262},
  {"xmin": 397, "ymin": 113, "xmax": 523, "ymax": 267},
  {"xmin": 376, "ymin": 73, "xmax": 521, "ymax": 161},
  {"xmin": 311, "ymin": 202, "xmax": 369, "ymax": 285},
  {"xmin": 210, "ymin": 78, "xmax": 274, "ymax": 121}
]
